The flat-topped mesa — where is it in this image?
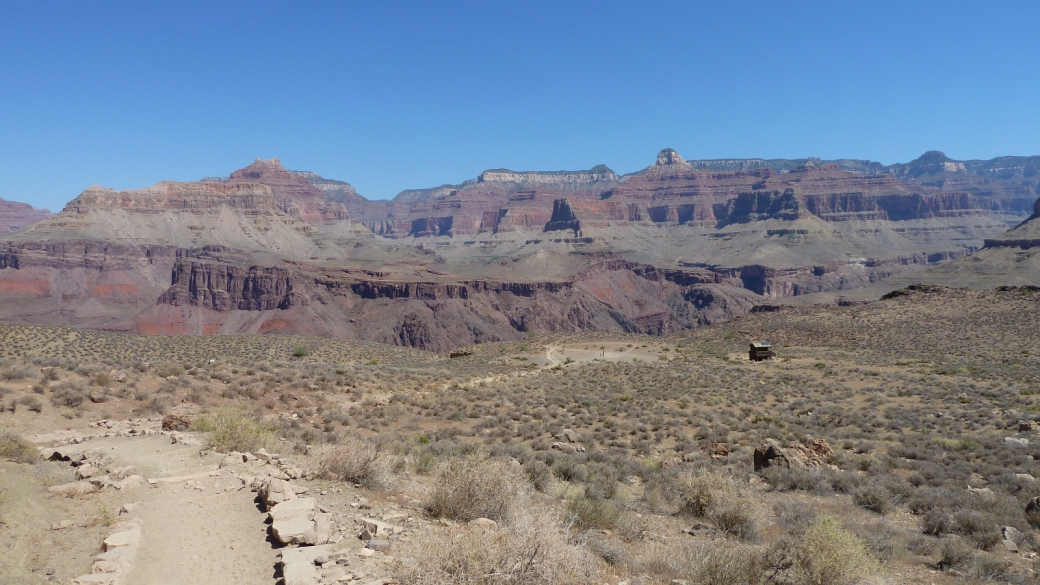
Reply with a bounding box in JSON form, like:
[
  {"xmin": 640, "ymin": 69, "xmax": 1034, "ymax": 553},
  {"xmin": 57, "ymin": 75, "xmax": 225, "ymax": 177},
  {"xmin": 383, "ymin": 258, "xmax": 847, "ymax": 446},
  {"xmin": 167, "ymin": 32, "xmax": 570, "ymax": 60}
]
[
  {"xmin": 60, "ymin": 182, "xmax": 278, "ymax": 214},
  {"xmin": 477, "ymin": 165, "xmax": 621, "ymax": 192}
]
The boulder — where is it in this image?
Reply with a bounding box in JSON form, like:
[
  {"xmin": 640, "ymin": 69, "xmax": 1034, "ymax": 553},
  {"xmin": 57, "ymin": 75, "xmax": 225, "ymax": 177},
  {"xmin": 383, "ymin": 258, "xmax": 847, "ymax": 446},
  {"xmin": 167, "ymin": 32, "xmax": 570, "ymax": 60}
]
[
  {"xmin": 706, "ymin": 442, "xmax": 730, "ymax": 460},
  {"xmin": 169, "ymin": 432, "xmax": 201, "ymax": 445},
  {"xmin": 468, "ymin": 518, "xmax": 498, "ymax": 532},
  {"xmin": 1005, "ymin": 436, "xmax": 1030, "ymax": 447},
  {"xmin": 753, "ymin": 438, "xmax": 834, "ymax": 471},
  {"xmin": 273, "ymin": 516, "xmax": 316, "ymax": 546},
  {"xmin": 103, "ymin": 527, "xmax": 142, "ymax": 551},
  {"xmin": 269, "ymin": 497, "xmax": 315, "ymax": 521},
  {"xmin": 259, "ymin": 477, "xmax": 297, "ymax": 509},
  {"xmin": 358, "ymin": 517, "xmax": 401, "ymax": 538},
  {"xmin": 754, "ymin": 439, "xmax": 804, "ymax": 471},
  {"xmin": 48, "ymin": 481, "xmax": 98, "ymax": 497},
  {"xmin": 301, "ymin": 512, "xmax": 333, "ymax": 545},
  {"xmin": 282, "ymin": 561, "xmax": 320, "ymax": 585},
  {"xmin": 366, "ymin": 539, "xmax": 391, "ymax": 552},
  {"xmin": 558, "ymin": 429, "xmax": 581, "ymax": 443},
  {"xmin": 551, "ymin": 441, "xmax": 585, "ymax": 453},
  {"xmin": 76, "ymin": 464, "xmax": 98, "ymax": 479},
  {"xmin": 281, "ymin": 544, "xmax": 333, "ymax": 566},
  {"xmin": 161, "ymin": 403, "xmax": 201, "ymax": 431}
]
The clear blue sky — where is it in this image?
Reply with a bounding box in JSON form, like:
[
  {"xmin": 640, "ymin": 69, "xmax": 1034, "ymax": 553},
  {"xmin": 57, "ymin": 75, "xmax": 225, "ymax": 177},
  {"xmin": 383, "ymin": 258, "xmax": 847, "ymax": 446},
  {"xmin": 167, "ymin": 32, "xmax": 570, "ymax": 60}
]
[{"xmin": 2, "ymin": 1, "xmax": 1039, "ymax": 210}]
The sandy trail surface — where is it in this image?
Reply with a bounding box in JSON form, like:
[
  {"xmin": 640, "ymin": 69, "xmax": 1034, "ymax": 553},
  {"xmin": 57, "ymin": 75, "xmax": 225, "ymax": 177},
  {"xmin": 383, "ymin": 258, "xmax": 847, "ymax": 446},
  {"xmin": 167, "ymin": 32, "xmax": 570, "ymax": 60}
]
[
  {"xmin": 18, "ymin": 431, "xmax": 280, "ymax": 585},
  {"xmin": 124, "ymin": 476, "xmax": 276, "ymax": 585}
]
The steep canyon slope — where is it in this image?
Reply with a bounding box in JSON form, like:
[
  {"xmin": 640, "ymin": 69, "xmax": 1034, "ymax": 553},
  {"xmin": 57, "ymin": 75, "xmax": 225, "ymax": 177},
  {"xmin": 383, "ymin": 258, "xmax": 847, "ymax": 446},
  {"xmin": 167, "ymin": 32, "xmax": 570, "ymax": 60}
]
[{"xmin": 0, "ymin": 150, "xmax": 1029, "ymax": 351}]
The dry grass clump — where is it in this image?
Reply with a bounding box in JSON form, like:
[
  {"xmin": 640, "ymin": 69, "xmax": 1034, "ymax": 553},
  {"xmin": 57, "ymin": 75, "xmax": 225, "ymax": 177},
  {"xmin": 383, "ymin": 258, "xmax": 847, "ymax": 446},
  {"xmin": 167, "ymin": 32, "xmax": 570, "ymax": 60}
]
[
  {"xmin": 425, "ymin": 452, "xmax": 529, "ymax": 523},
  {"xmin": 0, "ymin": 431, "xmax": 39, "ymax": 463},
  {"xmin": 395, "ymin": 507, "xmax": 601, "ymax": 585},
  {"xmin": 311, "ymin": 435, "xmax": 393, "ymax": 489},
  {"xmin": 195, "ymin": 408, "xmax": 278, "ymax": 453}
]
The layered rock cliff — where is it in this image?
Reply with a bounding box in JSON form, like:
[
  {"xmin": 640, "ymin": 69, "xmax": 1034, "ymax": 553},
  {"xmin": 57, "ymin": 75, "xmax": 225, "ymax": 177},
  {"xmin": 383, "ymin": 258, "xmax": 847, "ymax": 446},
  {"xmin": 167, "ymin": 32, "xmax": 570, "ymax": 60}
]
[
  {"xmin": 0, "ymin": 151, "xmax": 1032, "ymax": 351},
  {"xmin": 0, "ymin": 197, "xmax": 51, "ymax": 233}
]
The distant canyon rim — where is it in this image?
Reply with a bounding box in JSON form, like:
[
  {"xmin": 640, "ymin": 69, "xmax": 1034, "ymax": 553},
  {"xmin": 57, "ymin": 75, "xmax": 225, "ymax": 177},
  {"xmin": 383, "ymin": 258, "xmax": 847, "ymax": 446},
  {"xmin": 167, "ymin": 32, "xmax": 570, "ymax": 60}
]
[{"xmin": 1, "ymin": 148, "xmax": 1038, "ymax": 352}]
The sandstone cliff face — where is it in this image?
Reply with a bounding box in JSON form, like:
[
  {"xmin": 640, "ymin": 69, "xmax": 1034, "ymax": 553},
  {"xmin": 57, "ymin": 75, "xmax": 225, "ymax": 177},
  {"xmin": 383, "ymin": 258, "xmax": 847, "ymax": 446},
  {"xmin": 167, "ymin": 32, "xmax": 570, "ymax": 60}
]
[{"xmin": 0, "ymin": 197, "xmax": 51, "ymax": 233}]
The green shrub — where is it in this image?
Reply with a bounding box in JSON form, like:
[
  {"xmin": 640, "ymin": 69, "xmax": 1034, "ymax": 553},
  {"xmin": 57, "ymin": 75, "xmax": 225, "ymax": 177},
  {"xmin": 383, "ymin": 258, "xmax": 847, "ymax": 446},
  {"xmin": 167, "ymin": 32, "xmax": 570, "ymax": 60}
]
[{"xmin": 293, "ymin": 346, "xmax": 308, "ymax": 357}]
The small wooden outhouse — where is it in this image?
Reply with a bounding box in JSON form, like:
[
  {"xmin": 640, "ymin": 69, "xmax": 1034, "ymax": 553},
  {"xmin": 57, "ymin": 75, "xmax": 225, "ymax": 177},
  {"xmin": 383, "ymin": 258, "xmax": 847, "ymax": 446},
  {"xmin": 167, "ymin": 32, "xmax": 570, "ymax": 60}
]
[{"xmin": 749, "ymin": 342, "xmax": 775, "ymax": 361}]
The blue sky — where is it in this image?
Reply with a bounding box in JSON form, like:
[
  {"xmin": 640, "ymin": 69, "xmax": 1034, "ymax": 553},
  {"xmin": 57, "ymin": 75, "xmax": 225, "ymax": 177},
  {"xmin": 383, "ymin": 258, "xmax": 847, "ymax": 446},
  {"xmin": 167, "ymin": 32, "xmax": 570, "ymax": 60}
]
[{"xmin": 2, "ymin": 1, "xmax": 1039, "ymax": 210}]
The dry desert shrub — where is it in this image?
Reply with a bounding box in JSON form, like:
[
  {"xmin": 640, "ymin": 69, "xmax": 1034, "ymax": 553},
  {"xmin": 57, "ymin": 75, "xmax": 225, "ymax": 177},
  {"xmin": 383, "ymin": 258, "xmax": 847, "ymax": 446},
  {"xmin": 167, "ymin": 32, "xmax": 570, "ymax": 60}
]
[
  {"xmin": 0, "ymin": 364, "xmax": 36, "ymax": 380},
  {"xmin": 565, "ymin": 492, "xmax": 620, "ymax": 530},
  {"xmin": 394, "ymin": 507, "xmax": 601, "ymax": 585},
  {"xmin": 311, "ymin": 434, "xmax": 393, "ymax": 489},
  {"xmin": 638, "ymin": 540, "xmax": 768, "ymax": 584},
  {"xmin": 674, "ymin": 470, "xmax": 758, "ymax": 540},
  {"xmin": 425, "ymin": 452, "xmax": 529, "ymax": 523},
  {"xmin": 675, "ymin": 471, "xmax": 738, "ymax": 516},
  {"xmin": 791, "ymin": 516, "xmax": 881, "ymax": 585},
  {"xmin": 196, "ymin": 408, "xmax": 278, "ymax": 453},
  {"xmin": 50, "ymin": 380, "xmax": 86, "ymax": 409},
  {"xmin": 0, "ymin": 431, "xmax": 39, "ymax": 463}
]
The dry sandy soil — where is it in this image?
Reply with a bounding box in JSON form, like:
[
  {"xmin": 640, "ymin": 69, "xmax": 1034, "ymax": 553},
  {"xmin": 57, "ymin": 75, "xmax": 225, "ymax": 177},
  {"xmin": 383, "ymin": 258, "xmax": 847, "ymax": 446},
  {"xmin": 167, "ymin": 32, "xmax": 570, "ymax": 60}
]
[{"xmin": 2, "ymin": 285, "xmax": 1040, "ymax": 584}]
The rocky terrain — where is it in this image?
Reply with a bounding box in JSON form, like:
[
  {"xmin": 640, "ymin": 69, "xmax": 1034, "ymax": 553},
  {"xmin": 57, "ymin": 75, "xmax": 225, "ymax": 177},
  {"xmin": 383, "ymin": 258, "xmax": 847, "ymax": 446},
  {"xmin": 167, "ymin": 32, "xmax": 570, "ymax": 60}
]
[{"xmin": 0, "ymin": 149, "xmax": 1033, "ymax": 351}]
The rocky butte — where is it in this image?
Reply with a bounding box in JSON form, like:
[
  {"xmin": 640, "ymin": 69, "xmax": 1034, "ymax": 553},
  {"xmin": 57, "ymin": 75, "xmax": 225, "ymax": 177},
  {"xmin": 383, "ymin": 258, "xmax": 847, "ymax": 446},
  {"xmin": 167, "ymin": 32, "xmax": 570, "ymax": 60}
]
[{"xmin": 0, "ymin": 149, "xmax": 1035, "ymax": 351}]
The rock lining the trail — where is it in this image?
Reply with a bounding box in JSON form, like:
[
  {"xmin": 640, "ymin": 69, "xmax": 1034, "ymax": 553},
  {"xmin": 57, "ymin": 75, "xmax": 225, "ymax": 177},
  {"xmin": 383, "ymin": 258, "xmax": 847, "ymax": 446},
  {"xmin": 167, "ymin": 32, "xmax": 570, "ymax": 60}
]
[{"xmin": 69, "ymin": 518, "xmax": 143, "ymax": 585}]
